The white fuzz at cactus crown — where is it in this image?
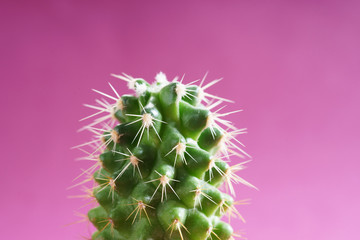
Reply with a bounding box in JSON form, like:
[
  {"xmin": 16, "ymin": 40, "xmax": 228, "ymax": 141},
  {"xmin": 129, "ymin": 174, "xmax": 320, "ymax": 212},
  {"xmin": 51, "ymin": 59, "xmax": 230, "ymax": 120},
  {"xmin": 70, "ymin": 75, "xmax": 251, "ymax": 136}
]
[{"xmin": 155, "ymin": 71, "xmax": 168, "ymax": 84}]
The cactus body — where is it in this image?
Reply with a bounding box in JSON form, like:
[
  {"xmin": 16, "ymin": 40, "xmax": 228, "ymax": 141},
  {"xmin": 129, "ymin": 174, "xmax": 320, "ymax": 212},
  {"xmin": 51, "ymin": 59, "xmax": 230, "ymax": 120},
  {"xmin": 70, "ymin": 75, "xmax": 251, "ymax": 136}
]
[{"xmin": 75, "ymin": 72, "xmax": 254, "ymax": 240}]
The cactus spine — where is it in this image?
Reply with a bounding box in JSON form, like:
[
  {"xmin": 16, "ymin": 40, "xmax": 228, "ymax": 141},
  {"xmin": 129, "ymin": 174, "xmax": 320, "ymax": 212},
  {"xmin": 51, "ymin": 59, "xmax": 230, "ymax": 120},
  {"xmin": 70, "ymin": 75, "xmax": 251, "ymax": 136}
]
[{"xmin": 73, "ymin": 72, "xmax": 255, "ymax": 240}]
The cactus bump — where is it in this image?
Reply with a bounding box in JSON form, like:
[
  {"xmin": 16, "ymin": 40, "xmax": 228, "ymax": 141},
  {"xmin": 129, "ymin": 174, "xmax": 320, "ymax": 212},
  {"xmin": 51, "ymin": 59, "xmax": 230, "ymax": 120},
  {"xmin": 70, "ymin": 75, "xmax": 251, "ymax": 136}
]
[{"xmin": 72, "ymin": 72, "xmax": 256, "ymax": 239}]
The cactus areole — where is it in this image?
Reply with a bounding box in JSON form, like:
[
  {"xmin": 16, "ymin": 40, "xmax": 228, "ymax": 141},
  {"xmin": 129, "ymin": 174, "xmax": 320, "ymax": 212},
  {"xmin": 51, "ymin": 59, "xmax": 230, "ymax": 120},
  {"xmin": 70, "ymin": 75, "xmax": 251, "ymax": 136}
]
[{"xmin": 73, "ymin": 72, "xmax": 256, "ymax": 240}]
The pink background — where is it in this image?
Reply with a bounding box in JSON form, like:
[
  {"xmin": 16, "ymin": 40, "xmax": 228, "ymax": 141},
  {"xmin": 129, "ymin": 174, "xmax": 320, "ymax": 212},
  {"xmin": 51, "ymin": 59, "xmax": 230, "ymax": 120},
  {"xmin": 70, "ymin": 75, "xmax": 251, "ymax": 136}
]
[{"xmin": 1, "ymin": 0, "xmax": 359, "ymax": 239}]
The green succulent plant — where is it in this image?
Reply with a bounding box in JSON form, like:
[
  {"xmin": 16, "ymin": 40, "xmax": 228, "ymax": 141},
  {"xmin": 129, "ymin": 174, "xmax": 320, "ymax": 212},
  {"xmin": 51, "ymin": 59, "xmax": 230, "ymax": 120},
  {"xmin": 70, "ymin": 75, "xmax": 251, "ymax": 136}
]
[{"xmin": 72, "ymin": 72, "xmax": 255, "ymax": 240}]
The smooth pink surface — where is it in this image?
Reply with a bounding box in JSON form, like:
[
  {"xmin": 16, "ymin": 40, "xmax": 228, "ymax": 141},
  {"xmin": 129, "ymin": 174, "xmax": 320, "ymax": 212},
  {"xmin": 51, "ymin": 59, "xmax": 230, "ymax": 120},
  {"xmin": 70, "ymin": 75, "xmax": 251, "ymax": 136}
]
[{"xmin": 1, "ymin": 0, "xmax": 359, "ymax": 239}]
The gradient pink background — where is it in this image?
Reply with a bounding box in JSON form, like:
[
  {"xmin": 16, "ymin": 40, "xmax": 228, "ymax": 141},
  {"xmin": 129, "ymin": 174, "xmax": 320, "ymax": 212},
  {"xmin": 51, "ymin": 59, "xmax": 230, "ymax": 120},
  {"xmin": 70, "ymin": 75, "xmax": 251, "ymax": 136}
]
[{"xmin": 1, "ymin": 0, "xmax": 359, "ymax": 239}]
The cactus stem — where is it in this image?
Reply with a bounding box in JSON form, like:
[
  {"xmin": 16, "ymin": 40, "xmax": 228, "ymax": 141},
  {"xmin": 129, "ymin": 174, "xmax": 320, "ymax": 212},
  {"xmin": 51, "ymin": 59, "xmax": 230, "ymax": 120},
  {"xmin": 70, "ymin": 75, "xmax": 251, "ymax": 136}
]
[
  {"xmin": 74, "ymin": 73, "xmax": 253, "ymax": 238},
  {"xmin": 127, "ymin": 198, "xmax": 154, "ymax": 224},
  {"xmin": 145, "ymin": 170, "xmax": 180, "ymax": 202},
  {"xmin": 167, "ymin": 219, "xmax": 189, "ymax": 240}
]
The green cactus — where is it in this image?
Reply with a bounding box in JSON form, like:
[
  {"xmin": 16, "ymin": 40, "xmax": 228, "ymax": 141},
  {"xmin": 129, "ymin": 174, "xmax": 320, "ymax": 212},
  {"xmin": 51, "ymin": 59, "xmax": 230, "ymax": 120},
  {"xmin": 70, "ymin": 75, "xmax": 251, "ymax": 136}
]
[{"xmin": 73, "ymin": 72, "xmax": 255, "ymax": 240}]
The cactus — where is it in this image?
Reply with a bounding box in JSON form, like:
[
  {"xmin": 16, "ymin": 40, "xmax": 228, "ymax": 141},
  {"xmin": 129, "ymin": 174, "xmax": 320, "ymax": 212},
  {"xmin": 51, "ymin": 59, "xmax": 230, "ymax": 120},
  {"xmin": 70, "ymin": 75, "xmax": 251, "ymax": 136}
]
[{"xmin": 73, "ymin": 72, "xmax": 256, "ymax": 240}]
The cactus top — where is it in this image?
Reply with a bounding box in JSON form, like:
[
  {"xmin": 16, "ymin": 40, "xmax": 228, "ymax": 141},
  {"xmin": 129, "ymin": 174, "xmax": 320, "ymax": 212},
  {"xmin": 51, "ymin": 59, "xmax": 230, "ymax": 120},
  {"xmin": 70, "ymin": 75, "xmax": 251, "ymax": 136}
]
[{"xmin": 73, "ymin": 72, "xmax": 255, "ymax": 240}]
